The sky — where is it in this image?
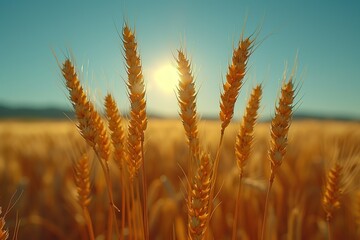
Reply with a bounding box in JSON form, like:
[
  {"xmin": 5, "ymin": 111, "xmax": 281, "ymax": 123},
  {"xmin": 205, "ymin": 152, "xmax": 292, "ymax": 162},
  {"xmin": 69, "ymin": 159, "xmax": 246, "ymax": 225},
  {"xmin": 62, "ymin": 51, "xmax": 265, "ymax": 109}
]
[{"xmin": 1, "ymin": 0, "xmax": 360, "ymax": 119}]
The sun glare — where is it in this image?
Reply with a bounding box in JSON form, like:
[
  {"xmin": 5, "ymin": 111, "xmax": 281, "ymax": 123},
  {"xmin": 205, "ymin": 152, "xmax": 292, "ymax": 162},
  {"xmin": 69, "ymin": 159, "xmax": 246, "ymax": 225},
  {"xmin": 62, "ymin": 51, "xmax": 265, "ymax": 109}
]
[{"xmin": 153, "ymin": 64, "xmax": 178, "ymax": 94}]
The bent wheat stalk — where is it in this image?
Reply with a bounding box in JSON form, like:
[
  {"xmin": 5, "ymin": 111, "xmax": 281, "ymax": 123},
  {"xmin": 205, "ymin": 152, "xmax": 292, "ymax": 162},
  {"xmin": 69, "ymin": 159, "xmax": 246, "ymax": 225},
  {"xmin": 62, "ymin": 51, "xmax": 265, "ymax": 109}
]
[{"xmin": 62, "ymin": 59, "xmax": 119, "ymax": 239}]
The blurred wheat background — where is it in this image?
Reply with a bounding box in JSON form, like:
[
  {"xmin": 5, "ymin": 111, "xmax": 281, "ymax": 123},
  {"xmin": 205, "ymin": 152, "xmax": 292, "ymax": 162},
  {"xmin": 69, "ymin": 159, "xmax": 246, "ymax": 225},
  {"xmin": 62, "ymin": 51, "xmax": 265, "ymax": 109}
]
[{"xmin": 1, "ymin": 120, "xmax": 360, "ymax": 239}]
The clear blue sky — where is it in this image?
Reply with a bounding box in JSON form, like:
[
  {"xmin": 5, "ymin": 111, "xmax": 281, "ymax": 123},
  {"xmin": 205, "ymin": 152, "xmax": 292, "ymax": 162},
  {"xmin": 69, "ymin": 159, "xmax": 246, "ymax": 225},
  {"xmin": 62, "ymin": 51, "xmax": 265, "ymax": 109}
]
[{"xmin": 1, "ymin": 0, "xmax": 360, "ymax": 119}]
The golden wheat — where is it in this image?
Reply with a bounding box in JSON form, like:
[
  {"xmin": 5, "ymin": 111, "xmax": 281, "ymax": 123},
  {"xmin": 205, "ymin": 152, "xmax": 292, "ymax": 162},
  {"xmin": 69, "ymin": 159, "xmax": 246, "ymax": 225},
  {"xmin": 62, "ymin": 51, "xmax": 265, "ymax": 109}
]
[
  {"xmin": 188, "ymin": 152, "xmax": 212, "ymax": 240},
  {"xmin": 232, "ymin": 84, "xmax": 262, "ymax": 239},
  {"xmin": 176, "ymin": 49, "xmax": 200, "ymax": 172},
  {"xmin": 74, "ymin": 153, "xmax": 94, "ymax": 240},
  {"xmin": 104, "ymin": 93, "xmax": 126, "ymax": 169},
  {"xmin": 123, "ymin": 24, "xmax": 147, "ymax": 180},
  {"xmin": 235, "ymin": 84, "xmax": 262, "ymax": 174},
  {"xmin": 0, "ymin": 207, "xmax": 8, "ymax": 240},
  {"xmin": 220, "ymin": 37, "xmax": 253, "ymax": 134},
  {"xmin": 261, "ymin": 74, "xmax": 295, "ymax": 240},
  {"xmin": 62, "ymin": 59, "xmax": 110, "ymax": 161},
  {"xmin": 123, "ymin": 23, "xmax": 149, "ymax": 239}
]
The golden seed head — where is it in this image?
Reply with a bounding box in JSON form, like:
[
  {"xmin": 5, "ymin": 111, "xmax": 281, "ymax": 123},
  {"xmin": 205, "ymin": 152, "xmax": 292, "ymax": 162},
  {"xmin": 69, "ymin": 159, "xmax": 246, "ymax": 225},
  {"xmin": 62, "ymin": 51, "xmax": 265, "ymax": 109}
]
[
  {"xmin": 177, "ymin": 50, "xmax": 200, "ymax": 158},
  {"xmin": 323, "ymin": 163, "xmax": 343, "ymax": 221},
  {"xmin": 269, "ymin": 79, "xmax": 294, "ymax": 171},
  {"xmin": 62, "ymin": 59, "xmax": 110, "ymax": 161},
  {"xmin": 220, "ymin": 37, "xmax": 253, "ymax": 132},
  {"xmin": 235, "ymin": 84, "xmax": 262, "ymax": 171},
  {"xmin": 105, "ymin": 94, "xmax": 125, "ymax": 169},
  {"xmin": 74, "ymin": 154, "xmax": 91, "ymax": 208}
]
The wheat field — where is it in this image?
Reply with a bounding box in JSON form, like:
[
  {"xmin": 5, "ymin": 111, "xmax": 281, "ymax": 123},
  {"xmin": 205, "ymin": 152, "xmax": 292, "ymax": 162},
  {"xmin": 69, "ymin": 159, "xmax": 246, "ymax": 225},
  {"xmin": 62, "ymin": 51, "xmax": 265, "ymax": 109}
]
[{"xmin": 0, "ymin": 120, "xmax": 360, "ymax": 239}]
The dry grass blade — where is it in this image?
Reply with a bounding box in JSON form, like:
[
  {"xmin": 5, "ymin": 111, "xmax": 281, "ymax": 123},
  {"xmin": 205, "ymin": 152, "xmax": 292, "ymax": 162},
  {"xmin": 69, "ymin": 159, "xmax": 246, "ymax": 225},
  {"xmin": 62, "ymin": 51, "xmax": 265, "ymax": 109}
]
[{"xmin": 220, "ymin": 36, "xmax": 253, "ymax": 134}]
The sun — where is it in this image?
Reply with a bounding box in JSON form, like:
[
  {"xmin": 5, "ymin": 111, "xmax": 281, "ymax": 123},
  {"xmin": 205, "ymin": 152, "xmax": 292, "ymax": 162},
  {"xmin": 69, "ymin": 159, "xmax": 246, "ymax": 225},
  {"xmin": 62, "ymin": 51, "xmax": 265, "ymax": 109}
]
[{"xmin": 153, "ymin": 64, "xmax": 178, "ymax": 94}]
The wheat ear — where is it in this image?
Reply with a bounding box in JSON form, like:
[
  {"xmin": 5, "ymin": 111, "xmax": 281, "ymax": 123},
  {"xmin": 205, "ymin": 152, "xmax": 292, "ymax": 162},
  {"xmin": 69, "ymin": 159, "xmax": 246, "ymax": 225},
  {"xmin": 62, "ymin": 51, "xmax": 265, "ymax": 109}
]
[
  {"xmin": 123, "ymin": 23, "xmax": 149, "ymax": 239},
  {"xmin": 220, "ymin": 37, "xmax": 253, "ymax": 134},
  {"xmin": 105, "ymin": 93, "xmax": 125, "ymax": 168},
  {"xmin": 177, "ymin": 49, "xmax": 200, "ymax": 172},
  {"xmin": 123, "ymin": 24, "xmax": 147, "ymax": 179},
  {"xmin": 232, "ymin": 84, "xmax": 262, "ymax": 240},
  {"xmin": 0, "ymin": 207, "xmax": 8, "ymax": 240},
  {"xmin": 188, "ymin": 152, "xmax": 212, "ymax": 240},
  {"xmin": 261, "ymin": 75, "xmax": 295, "ymax": 240},
  {"xmin": 74, "ymin": 153, "xmax": 95, "ymax": 240},
  {"xmin": 62, "ymin": 59, "xmax": 110, "ymax": 161}
]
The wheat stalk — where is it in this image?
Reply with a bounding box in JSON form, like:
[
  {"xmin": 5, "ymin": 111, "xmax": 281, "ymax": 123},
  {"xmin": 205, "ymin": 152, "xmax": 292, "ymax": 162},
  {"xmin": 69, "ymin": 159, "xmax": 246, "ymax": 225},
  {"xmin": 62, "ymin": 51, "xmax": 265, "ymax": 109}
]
[
  {"xmin": 123, "ymin": 24, "xmax": 147, "ymax": 179},
  {"xmin": 261, "ymin": 73, "xmax": 295, "ymax": 240},
  {"xmin": 232, "ymin": 84, "xmax": 262, "ymax": 240},
  {"xmin": 123, "ymin": 23, "xmax": 149, "ymax": 239},
  {"xmin": 208, "ymin": 36, "xmax": 254, "ymax": 231}
]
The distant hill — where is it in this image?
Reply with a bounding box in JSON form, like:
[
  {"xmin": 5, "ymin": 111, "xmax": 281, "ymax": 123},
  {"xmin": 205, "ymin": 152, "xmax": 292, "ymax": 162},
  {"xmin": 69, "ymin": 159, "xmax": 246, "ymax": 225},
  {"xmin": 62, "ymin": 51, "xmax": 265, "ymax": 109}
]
[
  {"xmin": 0, "ymin": 104, "xmax": 75, "ymax": 120},
  {"xmin": 0, "ymin": 104, "xmax": 358, "ymax": 122}
]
